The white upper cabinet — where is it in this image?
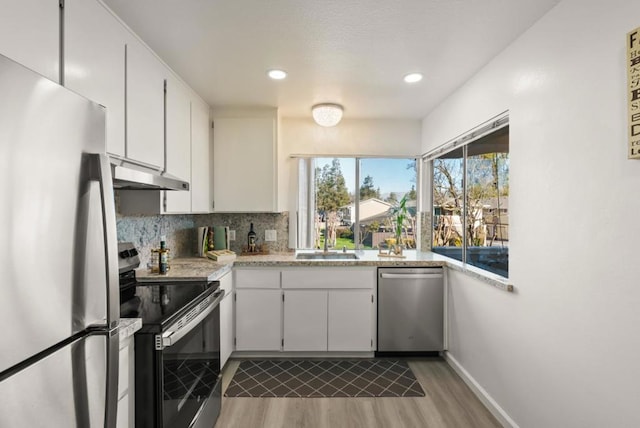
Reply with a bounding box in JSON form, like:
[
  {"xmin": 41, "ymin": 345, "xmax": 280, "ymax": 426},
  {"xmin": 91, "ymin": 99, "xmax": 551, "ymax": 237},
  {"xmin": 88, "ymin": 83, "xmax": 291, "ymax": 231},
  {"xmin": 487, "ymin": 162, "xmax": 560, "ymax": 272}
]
[
  {"xmin": 1, "ymin": 0, "xmax": 211, "ymax": 213},
  {"xmin": 212, "ymin": 110, "xmax": 278, "ymax": 212},
  {"xmin": 190, "ymin": 98, "xmax": 211, "ymax": 213},
  {"xmin": 0, "ymin": 0, "xmax": 59, "ymax": 83},
  {"xmin": 164, "ymin": 75, "xmax": 192, "ymax": 213},
  {"xmin": 64, "ymin": 0, "xmax": 126, "ymax": 157},
  {"xmin": 165, "ymin": 90, "xmax": 211, "ymax": 214},
  {"xmin": 126, "ymin": 37, "xmax": 165, "ymax": 170}
]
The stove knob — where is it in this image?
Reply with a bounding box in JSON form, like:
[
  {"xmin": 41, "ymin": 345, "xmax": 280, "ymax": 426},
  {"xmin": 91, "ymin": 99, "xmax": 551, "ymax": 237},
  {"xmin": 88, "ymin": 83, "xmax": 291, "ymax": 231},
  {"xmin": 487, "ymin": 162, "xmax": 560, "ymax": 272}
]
[
  {"xmin": 130, "ymin": 248, "xmax": 139, "ymax": 256},
  {"xmin": 119, "ymin": 249, "xmax": 131, "ymax": 258}
]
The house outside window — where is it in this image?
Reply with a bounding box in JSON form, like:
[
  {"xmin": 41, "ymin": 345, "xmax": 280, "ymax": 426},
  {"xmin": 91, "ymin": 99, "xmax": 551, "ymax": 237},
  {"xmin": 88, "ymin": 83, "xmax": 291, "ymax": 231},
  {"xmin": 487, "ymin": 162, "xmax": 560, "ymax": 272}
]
[
  {"xmin": 297, "ymin": 157, "xmax": 418, "ymax": 250},
  {"xmin": 430, "ymin": 119, "xmax": 509, "ymax": 277}
]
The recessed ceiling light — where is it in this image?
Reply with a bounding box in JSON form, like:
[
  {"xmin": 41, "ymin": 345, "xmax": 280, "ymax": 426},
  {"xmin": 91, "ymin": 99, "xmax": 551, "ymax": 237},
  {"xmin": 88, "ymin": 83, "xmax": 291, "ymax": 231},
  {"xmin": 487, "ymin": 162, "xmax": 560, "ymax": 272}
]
[
  {"xmin": 267, "ymin": 69, "xmax": 287, "ymax": 80},
  {"xmin": 404, "ymin": 73, "xmax": 423, "ymax": 83}
]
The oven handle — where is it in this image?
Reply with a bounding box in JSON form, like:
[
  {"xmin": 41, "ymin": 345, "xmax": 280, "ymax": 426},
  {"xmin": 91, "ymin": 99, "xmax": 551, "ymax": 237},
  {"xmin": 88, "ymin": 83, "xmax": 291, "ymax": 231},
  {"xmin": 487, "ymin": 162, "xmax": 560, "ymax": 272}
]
[{"xmin": 156, "ymin": 289, "xmax": 224, "ymax": 350}]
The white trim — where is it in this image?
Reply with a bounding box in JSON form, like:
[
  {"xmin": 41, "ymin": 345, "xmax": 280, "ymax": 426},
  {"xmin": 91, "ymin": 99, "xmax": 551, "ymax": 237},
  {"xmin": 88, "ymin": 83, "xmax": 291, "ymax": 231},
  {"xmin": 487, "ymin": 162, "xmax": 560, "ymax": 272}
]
[
  {"xmin": 231, "ymin": 351, "xmax": 374, "ymax": 359},
  {"xmin": 289, "ymin": 153, "xmax": 418, "ymax": 159},
  {"xmin": 443, "ymin": 351, "xmax": 519, "ymax": 428},
  {"xmin": 422, "ymin": 111, "xmax": 509, "ymax": 161}
]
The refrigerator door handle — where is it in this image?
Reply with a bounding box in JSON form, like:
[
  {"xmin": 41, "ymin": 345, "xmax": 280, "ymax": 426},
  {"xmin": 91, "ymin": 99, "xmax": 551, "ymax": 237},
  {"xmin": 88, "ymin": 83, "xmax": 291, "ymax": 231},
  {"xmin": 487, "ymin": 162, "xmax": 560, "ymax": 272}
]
[{"xmin": 89, "ymin": 153, "xmax": 120, "ymax": 330}]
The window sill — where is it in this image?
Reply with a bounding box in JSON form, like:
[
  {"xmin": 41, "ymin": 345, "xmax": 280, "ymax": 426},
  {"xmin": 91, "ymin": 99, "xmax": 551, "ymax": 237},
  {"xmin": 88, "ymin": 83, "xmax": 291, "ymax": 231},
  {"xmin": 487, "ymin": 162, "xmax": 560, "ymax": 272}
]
[{"xmin": 440, "ymin": 257, "xmax": 514, "ymax": 292}]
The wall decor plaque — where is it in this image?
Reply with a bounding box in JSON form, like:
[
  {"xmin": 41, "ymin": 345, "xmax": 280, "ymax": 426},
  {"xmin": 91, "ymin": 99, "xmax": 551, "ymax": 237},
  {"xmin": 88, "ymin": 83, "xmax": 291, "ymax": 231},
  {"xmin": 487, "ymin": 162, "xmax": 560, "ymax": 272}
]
[{"xmin": 628, "ymin": 26, "xmax": 640, "ymax": 159}]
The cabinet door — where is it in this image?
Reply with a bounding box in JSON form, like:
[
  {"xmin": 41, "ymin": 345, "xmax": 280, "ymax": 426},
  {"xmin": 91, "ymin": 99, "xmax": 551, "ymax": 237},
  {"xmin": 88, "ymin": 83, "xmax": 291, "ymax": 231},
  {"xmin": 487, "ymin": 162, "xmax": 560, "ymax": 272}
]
[
  {"xmin": 219, "ymin": 272, "xmax": 234, "ymax": 369},
  {"xmin": 0, "ymin": 0, "xmax": 58, "ymax": 83},
  {"xmin": 235, "ymin": 289, "xmax": 281, "ymax": 351},
  {"xmin": 164, "ymin": 76, "xmax": 191, "ymax": 213},
  {"xmin": 283, "ymin": 290, "xmax": 327, "ymax": 351},
  {"xmin": 213, "ymin": 117, "xmax": 275, "ymax": 211},
  {"xmin": 328, "ymin": 290, "xmax": 373, "ymax": 351},
  {"xmin": 117, "ymin": 335, "xmax": 135, "ymax": 428},
  {"xmin": 126, "ymin": 38, "xmax": 165, "ymax": 169},
  {"xmin": 190, "ymin": 98, "xmax": 211, "ymax": 213},
  {"xmin": 65, "ymin": 0, "xmax": 126, "ymax": 157}
]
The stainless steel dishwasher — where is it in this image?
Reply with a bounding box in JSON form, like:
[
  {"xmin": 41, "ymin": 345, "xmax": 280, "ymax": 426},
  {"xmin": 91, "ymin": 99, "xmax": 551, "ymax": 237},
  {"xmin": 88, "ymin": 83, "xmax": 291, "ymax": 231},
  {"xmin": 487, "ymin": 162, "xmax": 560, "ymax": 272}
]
[{"xmin": 377, "ymin": 267, "xmax": 444, "ymax": 355}]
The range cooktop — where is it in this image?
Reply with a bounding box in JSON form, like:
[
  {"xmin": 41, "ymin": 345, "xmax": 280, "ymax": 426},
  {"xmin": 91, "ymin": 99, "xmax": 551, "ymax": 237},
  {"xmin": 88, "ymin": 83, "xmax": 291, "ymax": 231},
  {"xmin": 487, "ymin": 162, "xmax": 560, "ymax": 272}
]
[{"xmin": 121, "ymin": 282, "xmax": 218, "ymax": 333}]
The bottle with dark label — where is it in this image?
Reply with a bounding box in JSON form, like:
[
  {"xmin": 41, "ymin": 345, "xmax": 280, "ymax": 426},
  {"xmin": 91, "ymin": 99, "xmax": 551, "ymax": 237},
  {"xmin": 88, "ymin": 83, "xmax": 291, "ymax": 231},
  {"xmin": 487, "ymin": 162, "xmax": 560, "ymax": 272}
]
[
  {"xmin": 248, "ymin": 223, "xmax": 257, "ymax": 252},
  {"xmin": 159, "ymin": 235, "xmax": 169, "ymax": 274}
]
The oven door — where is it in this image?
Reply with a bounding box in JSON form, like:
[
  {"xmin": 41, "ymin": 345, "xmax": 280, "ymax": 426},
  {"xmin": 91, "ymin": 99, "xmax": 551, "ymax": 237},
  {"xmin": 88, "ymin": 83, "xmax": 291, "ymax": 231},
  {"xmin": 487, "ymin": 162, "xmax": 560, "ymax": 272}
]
[{"xmin": 157, "ymin": 289, "xmax": 223, "ymax": 428}]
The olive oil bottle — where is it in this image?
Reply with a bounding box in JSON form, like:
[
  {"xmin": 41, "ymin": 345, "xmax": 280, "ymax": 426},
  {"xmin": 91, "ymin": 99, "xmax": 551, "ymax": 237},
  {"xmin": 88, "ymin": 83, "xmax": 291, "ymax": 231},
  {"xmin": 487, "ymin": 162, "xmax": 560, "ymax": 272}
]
[{"xmin": 159, "ymin": 236, "xmax": 169, "ymax": 274}]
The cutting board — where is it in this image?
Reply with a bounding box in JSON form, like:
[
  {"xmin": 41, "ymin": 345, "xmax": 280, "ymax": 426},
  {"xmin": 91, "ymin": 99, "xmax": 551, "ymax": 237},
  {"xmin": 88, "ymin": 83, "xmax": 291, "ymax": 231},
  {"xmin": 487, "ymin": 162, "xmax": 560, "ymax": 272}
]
[{"xmin": 206, "ymin": 249, "xmax": 236, "ymax": 262}]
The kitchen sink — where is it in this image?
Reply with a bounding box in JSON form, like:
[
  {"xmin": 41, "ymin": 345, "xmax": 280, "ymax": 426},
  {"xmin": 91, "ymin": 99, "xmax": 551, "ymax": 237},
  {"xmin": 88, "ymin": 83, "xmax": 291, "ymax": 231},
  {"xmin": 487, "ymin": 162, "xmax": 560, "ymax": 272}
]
[{"xmin": 295, "ymin": 252, "xmax": 359, "ymax": 260}]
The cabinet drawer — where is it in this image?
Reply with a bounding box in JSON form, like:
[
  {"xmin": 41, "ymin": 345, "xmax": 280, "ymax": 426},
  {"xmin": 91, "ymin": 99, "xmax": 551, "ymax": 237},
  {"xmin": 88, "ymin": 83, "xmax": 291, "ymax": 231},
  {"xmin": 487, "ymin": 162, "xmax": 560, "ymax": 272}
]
[
  {"xmin": 281, "ymin": 268, "xmax": 374, "ymax": 289},
  {"xmin": 235, "ymin": 269, "xmax": 280, "ymax": 288}
]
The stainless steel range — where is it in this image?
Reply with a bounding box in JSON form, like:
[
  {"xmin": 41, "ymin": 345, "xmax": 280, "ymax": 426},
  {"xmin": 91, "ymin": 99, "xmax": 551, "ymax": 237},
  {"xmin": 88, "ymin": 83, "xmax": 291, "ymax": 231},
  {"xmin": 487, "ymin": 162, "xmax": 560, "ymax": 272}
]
[{"xmin": 118, "ymin": 243, "xmax": 223, "ymax": 428}]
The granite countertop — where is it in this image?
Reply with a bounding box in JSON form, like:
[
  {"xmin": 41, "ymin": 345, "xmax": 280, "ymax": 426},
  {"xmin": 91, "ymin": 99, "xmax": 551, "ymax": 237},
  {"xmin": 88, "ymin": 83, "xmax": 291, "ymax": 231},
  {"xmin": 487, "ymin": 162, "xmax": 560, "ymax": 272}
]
[
  {"xmin": 119, "ymin": 318, "xmax": 142, "ymax": 339},
  {"xmin": 135, "ymin": 250, "xmax": 512, "ymax": 292},
  {"xmin": 233, "ymin": 250, "xmax": 449, "ymax": 267},
  {"xmin": 136, "ymin": 257, "xmax": 233, "ymax": 283}
]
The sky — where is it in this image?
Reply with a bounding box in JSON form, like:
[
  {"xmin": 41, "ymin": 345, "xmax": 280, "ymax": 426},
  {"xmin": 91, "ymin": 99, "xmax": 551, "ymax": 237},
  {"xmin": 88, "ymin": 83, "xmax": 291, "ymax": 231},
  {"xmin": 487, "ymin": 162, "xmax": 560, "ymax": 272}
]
[{"xmin": 316, "ymin": 158, "xmax": 416, "ymax": 196}]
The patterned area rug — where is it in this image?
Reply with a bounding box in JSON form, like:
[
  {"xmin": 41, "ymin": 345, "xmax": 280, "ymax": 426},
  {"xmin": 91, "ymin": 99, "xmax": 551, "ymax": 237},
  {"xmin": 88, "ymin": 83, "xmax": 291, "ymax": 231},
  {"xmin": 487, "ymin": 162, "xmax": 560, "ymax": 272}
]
[{"xmin": 224, "ymin": 359, "xmax": 425, "ymax": 398}]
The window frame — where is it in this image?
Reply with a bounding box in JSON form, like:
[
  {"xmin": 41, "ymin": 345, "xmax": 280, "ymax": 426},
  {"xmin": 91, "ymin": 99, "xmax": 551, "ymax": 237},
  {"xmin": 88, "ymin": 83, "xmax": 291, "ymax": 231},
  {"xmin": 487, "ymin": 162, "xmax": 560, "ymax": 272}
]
[
  {"xmin": 424, "ymin": 113, "xmax": 509, "ymax": 278},
  {"xmin": 295, "ymin": 155, "xmax": 420, "ymax": 250}
]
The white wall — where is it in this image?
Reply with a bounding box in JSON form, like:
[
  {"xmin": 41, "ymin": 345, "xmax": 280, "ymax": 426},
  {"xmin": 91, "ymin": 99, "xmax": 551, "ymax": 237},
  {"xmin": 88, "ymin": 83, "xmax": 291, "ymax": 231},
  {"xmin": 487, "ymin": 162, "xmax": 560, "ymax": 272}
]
[
  {"xmin": 422, "ymin": 1, "xmax": 640, "ymax": 427},
  {"xmin": 281, "ymin": 118, "xmax": 422, "ymax": 247},
  {"xmin": 282, "ymin": 118, "xmax": 421, "ymax": 156}
]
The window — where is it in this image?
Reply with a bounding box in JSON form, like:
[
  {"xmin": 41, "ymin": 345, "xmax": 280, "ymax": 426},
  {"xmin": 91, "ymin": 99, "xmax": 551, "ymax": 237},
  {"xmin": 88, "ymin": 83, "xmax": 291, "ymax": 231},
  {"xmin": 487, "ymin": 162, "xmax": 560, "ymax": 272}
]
[
  {"xmin": 297, "ymin": 157, "xmax": 417, "ymax": 250},
  {"xmin": 431, "ymin": 120, "xmax": 509, "ymax": 277}
]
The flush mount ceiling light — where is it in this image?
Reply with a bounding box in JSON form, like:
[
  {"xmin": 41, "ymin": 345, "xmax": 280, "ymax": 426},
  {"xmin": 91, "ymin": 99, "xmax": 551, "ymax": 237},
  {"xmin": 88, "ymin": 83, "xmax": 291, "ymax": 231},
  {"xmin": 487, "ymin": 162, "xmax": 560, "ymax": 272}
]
[
  {"xmin": 267, "ymin": 69, "xmax": 287, "ymax": 80},
  {"xmin": 311, "ymin": 103, "xmax": 343, "ymax": 127},
  {"xmin": 403, "ymin": 72, "xmax": 423, "ymax": 83}
]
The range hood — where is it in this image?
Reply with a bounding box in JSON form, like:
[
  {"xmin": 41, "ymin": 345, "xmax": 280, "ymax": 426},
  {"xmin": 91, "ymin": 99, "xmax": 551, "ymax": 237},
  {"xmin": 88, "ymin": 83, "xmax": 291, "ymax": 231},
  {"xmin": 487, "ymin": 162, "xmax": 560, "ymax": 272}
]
[{"xmin": 110, "ymin": 157, "xmax": 189, "ymax": 191}]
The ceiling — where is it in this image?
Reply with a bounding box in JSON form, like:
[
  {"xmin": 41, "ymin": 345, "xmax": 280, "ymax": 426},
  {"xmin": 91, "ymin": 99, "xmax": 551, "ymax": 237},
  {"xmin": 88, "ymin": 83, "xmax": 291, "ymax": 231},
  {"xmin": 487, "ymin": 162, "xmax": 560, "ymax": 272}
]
[{"xmin": 103, "ymin": 0, "xmax": 561, "ymax": 120}]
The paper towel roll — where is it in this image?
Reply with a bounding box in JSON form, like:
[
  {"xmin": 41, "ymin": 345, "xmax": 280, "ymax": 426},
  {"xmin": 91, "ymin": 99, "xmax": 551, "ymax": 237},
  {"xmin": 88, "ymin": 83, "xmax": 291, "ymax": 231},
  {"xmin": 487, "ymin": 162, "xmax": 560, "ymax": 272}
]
[{"xmin": 197, "ymin": 227, "xmax": 207, "ymax": 257}]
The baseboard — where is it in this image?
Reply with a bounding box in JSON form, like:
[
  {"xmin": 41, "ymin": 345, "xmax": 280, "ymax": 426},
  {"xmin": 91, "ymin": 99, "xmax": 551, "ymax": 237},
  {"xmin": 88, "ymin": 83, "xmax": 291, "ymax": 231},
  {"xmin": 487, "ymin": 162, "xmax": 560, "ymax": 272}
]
[
  {"xmin": 231, "ymin": 351, "xmax": 375, "ymax": 359},
  {"xmin": 443, "ymin": 351, "xmax": 519, "ymax": 428}
]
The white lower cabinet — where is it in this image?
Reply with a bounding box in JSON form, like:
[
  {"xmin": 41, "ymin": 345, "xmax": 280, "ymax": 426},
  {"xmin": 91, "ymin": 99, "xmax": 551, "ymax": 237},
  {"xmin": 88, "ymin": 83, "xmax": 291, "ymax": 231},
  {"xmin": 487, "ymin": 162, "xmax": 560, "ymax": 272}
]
[
  {"xmin": 235, "ymin": 288, "xmax": 282, "ymax": 351},
  {"xmin": 283, "ymin": 290, "xmax": 327, "ymax": 351},
  {"xmin": 234, "ymin": 267, "xmax": 376, "ymax": 354},
  {"xmin": 328, "ymin": 290, "xmax": 373, "ymax": 351},
  {"xmin": 117, "ymin": 333, "xmax": 135, "ymax": 428},
  {"xmin": 282, "ymin": 289, "xmax": 374, "ymax": 352},
  {"xmin": 219, "ymin": 271, "xmax": 234, "ymax": 369}
]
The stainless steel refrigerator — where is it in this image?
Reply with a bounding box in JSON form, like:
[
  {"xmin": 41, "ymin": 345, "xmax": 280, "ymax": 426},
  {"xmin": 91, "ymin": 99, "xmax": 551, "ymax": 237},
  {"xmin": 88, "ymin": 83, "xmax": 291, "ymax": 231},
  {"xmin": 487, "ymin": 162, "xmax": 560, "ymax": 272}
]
[{"xmin": 0, "ymin": 54, "xmax": 120, "ymax": 426}]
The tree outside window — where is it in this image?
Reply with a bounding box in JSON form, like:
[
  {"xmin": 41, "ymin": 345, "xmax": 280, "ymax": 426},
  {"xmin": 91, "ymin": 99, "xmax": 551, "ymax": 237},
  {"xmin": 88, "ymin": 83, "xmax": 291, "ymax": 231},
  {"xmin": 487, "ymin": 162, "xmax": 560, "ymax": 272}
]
[{"xmin": 307, "ymin": 157, "xmax": 417, "ymax": 250}]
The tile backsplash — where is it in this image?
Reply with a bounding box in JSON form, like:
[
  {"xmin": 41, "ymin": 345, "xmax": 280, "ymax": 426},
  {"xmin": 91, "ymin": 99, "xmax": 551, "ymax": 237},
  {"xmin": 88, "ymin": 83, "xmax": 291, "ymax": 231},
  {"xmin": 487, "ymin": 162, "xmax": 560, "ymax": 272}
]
[{"xmin": 117, "ymin": 211, "xmax": 290, "ymax": 267}]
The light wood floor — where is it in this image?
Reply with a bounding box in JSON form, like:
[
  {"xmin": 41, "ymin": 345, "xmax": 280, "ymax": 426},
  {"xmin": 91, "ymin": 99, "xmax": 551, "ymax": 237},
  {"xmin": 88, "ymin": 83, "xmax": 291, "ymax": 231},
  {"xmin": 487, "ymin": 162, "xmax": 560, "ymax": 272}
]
[{"xmin": 213, "ymin": 358, "xmax": 502, "ymax": 428}]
